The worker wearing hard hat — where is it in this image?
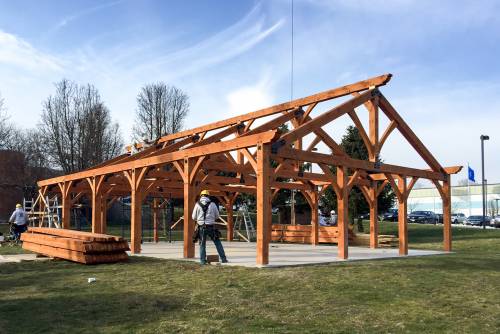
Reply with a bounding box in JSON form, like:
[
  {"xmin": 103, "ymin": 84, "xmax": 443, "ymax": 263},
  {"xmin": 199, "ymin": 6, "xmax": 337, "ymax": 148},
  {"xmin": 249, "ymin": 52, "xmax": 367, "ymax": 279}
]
[
  {"xmin": 192, "ymin": 190, "xmax": 228, "ymax": 265},
  {"xmin": 9, "ymin": 203, "xmax": 28, "ymax": 240}
]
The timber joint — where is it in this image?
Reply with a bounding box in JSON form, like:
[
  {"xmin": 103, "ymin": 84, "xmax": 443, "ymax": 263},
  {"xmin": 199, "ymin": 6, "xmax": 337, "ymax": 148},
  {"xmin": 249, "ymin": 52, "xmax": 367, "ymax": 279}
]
[{"xmin": 271, "ymin": 139, "xmax": 286, "ymax": 154}]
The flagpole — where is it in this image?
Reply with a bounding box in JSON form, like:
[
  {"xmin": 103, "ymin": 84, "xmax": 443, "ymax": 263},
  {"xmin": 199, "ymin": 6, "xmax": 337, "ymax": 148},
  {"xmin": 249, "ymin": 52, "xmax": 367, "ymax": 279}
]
[{"xmin": 467, "ymin": 162, "xmax": 471, "ymax": 217}]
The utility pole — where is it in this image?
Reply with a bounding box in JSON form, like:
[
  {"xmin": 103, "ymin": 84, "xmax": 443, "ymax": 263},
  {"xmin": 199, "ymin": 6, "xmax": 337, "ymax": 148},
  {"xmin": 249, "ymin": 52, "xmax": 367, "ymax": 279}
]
[{"xmin": 480, "ymin": 135, "xmax": 489, "ymax": 229}]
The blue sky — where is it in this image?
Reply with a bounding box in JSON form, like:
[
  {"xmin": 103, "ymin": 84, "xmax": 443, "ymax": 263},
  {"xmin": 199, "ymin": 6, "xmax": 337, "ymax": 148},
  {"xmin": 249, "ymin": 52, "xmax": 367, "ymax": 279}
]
[{"xmin": 0, "ymin": 0, "xmax": 499, "ymax": 184}]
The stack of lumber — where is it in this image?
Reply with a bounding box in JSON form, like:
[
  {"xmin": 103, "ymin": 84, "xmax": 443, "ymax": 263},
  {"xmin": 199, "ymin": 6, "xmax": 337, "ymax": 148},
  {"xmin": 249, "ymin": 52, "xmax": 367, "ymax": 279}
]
[
  {"xmin": 21, "ymin": 227, "xmax": 129, "ymax": 264},
  {"xmin": 271, "ymin": 224, "xmax": 355, "ymax": 244},
  {"xmin": 349, "ymin": 233, "xmax": 399, "ymax": 248}
]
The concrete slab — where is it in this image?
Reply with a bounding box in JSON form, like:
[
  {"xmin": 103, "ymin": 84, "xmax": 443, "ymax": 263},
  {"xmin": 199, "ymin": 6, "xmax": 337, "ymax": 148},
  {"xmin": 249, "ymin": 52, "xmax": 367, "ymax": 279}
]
[
  {"xmin": 133, "ymin": 241, "xmax": 447, "ymax": 268},
  {"xmin": 0, "ymin": 254, "xmax": 50, "ymax": 264}
]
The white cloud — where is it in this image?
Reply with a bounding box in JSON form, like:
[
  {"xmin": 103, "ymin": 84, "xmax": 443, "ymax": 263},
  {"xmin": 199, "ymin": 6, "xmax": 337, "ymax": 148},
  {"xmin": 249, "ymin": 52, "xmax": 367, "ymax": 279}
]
[
  {"xmin": 46, "ymin": 0, "xmax": 125, "ymax": 36},
  {"xmin": 0, "ymin": 3, "xmax": 285, "ymax": 142},
  {"xmin": 131, "ymin": 4, "xmax": 284, "ymax": 79},
  {"xmin": 226, "ymin": 76, "xmax": 274, "ymax": 116},
  {"xmin": 0, "ymin": 31, "xmax": 63, "ymax": 72}
]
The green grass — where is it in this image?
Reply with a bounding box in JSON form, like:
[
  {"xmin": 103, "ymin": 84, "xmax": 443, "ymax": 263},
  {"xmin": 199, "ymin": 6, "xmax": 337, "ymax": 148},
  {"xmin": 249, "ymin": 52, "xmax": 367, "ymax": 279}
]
[
  {"xmin": 0, "ymin": 223, "xmax": 499, "ymax": 333},
  {"xmin": 0, "ymin": 223, "xmax": 27, "ymax": 255}
]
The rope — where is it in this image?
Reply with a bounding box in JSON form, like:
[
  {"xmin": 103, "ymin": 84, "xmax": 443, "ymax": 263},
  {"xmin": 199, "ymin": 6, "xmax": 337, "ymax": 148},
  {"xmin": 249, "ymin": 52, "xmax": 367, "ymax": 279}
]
[{"xmin": 290, "ymin": 0, "xmax": 294, "ymax": 101}]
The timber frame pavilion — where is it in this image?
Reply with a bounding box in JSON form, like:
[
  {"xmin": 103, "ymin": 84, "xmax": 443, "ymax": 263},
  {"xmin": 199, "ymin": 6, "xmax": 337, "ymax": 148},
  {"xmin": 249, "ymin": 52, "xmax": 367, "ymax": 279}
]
[{"xmin": 36, "ymin": 74, "xmax": 461, "ymax": 265}]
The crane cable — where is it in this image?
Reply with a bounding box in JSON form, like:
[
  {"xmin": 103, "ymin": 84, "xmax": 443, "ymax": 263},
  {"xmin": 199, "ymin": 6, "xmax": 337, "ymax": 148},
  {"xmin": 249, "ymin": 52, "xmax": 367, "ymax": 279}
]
[{"xmin": 290, "ymin": 0, "xmax": 294, "ymax": 102}]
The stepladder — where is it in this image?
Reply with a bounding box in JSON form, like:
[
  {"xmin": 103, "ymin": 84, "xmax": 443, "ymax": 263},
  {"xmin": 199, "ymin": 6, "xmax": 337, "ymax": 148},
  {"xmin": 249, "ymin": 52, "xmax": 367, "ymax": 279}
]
[{"xmin": 234, "ymin": 204, "xmax": 256, "ymax": 242}]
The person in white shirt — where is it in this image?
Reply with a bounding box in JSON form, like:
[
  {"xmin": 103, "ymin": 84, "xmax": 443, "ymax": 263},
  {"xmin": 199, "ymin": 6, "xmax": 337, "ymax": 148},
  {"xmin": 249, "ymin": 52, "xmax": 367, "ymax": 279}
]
[
  {"xmin": 9, "ymin": 203, "xmax": 28, "ymax": 240},
  {"xmin": 330, "ymin": 210, "xmax": 338, "ymax": 226},
  {"xmin": 192, "ymin": 190, "xmax": 228, "ymax": 264}
]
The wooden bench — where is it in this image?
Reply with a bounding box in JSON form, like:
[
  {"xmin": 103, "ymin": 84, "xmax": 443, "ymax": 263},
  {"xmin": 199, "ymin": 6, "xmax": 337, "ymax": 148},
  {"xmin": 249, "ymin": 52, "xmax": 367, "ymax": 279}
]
[{"xmin": 271, "ymin": 224, "xmax": 355, "ymax": 244}]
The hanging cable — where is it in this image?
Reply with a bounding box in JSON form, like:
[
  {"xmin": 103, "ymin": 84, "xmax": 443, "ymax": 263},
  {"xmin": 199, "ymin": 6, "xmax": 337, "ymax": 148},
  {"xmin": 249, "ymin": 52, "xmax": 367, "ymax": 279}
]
[{"xmin": 290, "ymin": 0, "xmax": 294, "ymax": 101}]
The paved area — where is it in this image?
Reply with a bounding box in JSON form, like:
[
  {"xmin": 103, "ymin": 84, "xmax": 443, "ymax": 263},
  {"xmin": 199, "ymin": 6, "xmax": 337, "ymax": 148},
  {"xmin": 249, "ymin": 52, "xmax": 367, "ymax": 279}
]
[
  {"xmin": 0, "ymin": 253, "xmax": 50, "ymax": 264},
  {"xmin": 133, "ymin": 241, "xmax": 447, "ymax": 268}
]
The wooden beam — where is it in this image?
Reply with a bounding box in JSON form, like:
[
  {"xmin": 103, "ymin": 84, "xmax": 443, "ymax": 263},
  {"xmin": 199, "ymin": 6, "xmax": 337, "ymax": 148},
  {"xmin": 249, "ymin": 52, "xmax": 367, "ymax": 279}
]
[
  {"xmin": 300, "ymin": 102, "xmax": 318, "ymax": 124},
  {"xmin": 226, "ymin": 199, "xmax": 234, "ymax": 242},
  {"xmin": 149, "ymin": 74, "xmax": 392, "ymax": 145},
  {"xmin": 273, "ymin": 148, "xmax": 446, "ymax": 181},
  {"xmin": 256, "ymin": 143, "xmax": 271, "ymax": 265},
  {"xmin": 348, "ymin": 109, "xmax": 374, "ymax": 159},
  {"xmin": 153, "ymin": 198, "xmax": 159, "ymax": 243},
  {"xmin": 38, "ymin": 131, "xmax": 279, "ymax": 187},
  {"xmin": 183, "ymin": 158, "xmax": 197, "ymax": 258},
  {"xmin": 309, "ymin": 190, "xmax": 319, "ymax": 245},
  {"xmin": 337, "ymin": 166, "xmax": 349, "ymax": 259},
  {"xmin": 280, "ymin": 89, "xmax": 378, "ymax": 146},
  {"xmin": 397, "ymin": 175, "xmax": 408, "ymax": 256},
  {"xmin": 442, "ymin": 174, "xmax": 452, "ymax": 252},
  {"xmin": 379, "ymin": 94, "xmax": 444, "ymax": 173},
  {"xmin": 306, "ymin": 135, "xmax": 321, "ymax": 152},
  {"xmin": 369, "ymin": 183, "xmax": 378, "ymax": 248},
  {"xmin": 379, "ymin": 120, "xmax": 397, "ymax": 150}
]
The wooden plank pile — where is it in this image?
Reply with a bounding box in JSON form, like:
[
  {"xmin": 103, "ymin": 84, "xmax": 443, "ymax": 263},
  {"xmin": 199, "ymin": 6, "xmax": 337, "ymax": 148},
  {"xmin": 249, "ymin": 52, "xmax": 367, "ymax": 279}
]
[
  {"xmin": 271, "ymin": 224, "xmax": 355, "ymax": 244},
  {"xmin": 21, "ymin": 227, "xmax": 129, "ymax": 264},
  {"xmin": 350, "ymin": 233, "xmax": 399, "ymax": 248}
]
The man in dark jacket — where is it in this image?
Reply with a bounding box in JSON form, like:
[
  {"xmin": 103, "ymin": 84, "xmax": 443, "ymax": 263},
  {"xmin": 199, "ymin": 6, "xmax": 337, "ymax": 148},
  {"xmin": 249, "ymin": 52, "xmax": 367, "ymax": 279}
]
[{"xmin": 192, "ymin": 190, "xmax": 228, "ymax": 265}]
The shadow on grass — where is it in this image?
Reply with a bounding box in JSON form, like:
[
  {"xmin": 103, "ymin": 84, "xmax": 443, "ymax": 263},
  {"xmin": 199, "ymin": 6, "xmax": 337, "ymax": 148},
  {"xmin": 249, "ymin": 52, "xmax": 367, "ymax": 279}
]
[
  {"xmin": 379, "ymin": 253, "xmax": 500, "ymax": 273},
  {"xmin": 0, "ymin": 291, "xmax": 186, "ymax": 333}
]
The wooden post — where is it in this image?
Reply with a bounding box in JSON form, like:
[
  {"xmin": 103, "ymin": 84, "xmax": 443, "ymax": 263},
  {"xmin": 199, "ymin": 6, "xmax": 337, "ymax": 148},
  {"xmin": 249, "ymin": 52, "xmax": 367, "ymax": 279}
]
[
  {"xmin": 62, "ymin": 195, "xmax": 71, "ymax": 229},
  {"xmin": 442, "ymin": 174, "xmax": 452, "ymax": 251},
  {"xmin": 310, "ymin": 190, "xmax": 319, "ymax": 246},
  {"xmin": 337, "ymin": 166, "xmax": 349, "ymax": 259},
  {"xmin": 91, "ymin": 194, "xmax": 102, "ymax": 234},
  {"xmin": 226, "ymin": 201, "xmax": 234, "ymax": 241},
  {"xmin": 183, "ymin": 158, "xmax": 196, "ymax": 258},
  {"xmin": 368, "ymin": 96, "xmax": 379, "ymax": 161},
  {"xmin": 256, "ymin": 143, "xmax": 271, "ymax": 265},
  {"xmin": 100, "ymin": 195, "xmax": 107, "ymax": 234},
  {"xmin": 397, "ymin": 176, "xmax": 408, "ymax": 256},
  {"xmin": 124, "ymin": 168, "xmax": 147, "ymax": 254},
  {"xmin": 130, "ymin": 186, "xmax": 143, "ymax": 254},
  {"xmin": 88, "ymin": 176, "xmax": 104, "ymax": 234},
  {"xmin": 369, "ymin": 183, "xmax": 378, "ymax": 248},
  {"xmin": 153, "ymin": 198, "xmax": 159, "ymax": 243},
  {"xmin": 59, "ymin": 181, "xmax": 73, "ymax": 230}
]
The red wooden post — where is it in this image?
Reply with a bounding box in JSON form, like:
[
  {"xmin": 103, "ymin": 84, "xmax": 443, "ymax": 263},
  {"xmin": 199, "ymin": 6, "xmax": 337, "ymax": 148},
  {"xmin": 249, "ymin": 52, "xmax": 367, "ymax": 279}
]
[
  {"xmin": 256, "ymin": 143, "xmax": 271, "ymax": 265},
  {"xmin": 337, "ymin": 166, "xmax": 349, "ymax": 259}
]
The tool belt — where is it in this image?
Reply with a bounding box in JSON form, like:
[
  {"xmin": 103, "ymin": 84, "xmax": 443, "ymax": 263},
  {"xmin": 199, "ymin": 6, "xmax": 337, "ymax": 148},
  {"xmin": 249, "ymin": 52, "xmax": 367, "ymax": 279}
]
[{"xmin": 193, "ymin": 224, "xmax": 221, "ymax": 244}]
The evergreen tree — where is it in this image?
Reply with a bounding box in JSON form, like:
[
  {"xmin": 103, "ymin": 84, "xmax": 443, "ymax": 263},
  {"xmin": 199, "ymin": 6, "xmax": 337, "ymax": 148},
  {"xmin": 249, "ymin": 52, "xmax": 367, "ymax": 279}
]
[{"xmin": 321, "ymin": 126, "xmax": 395, "ymax": 230}]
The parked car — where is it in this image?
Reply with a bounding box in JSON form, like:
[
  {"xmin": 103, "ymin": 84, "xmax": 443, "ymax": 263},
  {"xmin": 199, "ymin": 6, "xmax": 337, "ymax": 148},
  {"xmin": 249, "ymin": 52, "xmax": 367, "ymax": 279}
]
[
  {"xmin": 408, "ymin": 211, "xmax": 437, "ymax": 224},
  {"xmin": 451, "ymin": 212, "xmax": 466, "ymax": 224},
  {"xmin": 493, "ymin": 215, "xmax": 500, "ymax": 228},
  {"xmin": 464, "ymin": 215, "xmax": 491, "ymax": 226},
  {"xmin": 382, "ymin": 209, "xmax": 398, "ymax": 222},
  {"xmin": 435, "ymin": 213, "xmax": 443, "ymax": 224},
  {"xmin": 358, "ymin": 213, "xmax": 370, "ymax": 220}
]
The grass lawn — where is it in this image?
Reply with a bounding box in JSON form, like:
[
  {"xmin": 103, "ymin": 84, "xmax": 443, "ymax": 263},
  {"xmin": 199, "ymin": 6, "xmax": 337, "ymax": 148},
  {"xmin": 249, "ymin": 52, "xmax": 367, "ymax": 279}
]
[{"xmin": 0, "ymin": 223, "xmax": 499, "ymax": 333}]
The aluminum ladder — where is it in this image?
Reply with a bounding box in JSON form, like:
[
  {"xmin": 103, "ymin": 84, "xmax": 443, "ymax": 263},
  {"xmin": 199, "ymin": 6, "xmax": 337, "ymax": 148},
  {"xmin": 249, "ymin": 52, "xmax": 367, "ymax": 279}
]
[{"xmin": 234, "ymin": 204, "xmax": 256, "ymax": 242}]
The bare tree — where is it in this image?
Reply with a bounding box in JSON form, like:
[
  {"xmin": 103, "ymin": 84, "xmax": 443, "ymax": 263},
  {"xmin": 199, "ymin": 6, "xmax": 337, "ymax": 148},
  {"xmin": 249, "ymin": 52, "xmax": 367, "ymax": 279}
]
[
  {"xmin": 40, "ymin": 79, "xmax": 124, "ymax": 173},
  {"xmin": 0, "ymin": 92, "xmax": 15, "ymax": 149},
  {"xmin": 133, "ymin": 83, "xmax": 189, "ymax": 142}
]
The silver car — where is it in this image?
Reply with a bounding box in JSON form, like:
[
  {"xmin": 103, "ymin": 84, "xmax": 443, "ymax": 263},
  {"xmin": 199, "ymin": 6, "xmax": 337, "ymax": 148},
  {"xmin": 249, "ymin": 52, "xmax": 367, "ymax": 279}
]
[
  {"xmin": 493, "ymin": 215, "xmax": 500, "ymax": 228},
  {"xmin": 451, "ymin": 213, "xmax": 466, "ymax": 224}
]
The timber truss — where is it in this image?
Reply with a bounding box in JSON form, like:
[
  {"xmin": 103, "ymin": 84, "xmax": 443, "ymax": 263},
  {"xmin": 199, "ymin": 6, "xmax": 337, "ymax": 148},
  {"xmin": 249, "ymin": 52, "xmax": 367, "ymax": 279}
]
[{"xmin": 35, "ymin": 74, "xmax": 461, "ymax": 265}]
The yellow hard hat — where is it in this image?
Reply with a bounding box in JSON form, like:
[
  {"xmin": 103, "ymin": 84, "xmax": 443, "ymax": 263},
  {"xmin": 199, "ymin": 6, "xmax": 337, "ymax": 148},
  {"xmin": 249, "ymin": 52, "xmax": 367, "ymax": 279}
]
[
  {"xmin": 200, "ymin": 190, "xmax": 210, "ymax": 196},
  {"xmin": 16, "ymin": 203, "xmax": 22, "ymax": 208}
]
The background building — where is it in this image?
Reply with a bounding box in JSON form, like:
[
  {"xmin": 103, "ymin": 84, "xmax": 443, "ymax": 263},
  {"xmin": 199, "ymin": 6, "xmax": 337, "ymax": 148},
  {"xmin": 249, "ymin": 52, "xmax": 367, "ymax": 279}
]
[{"xmin": 408, "ymin": 183, "xmax": 500, "ymax": 216}]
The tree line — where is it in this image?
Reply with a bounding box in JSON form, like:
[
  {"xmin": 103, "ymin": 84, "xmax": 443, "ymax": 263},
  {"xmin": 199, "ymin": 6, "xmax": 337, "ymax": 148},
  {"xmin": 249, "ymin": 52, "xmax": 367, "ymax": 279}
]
[
  {"xmin": 0, "ymin": 80, "xmax": 190, "ymax": 177},
  {"xmin": 1, "ymin": 81, "xmax": 394, "ymax": 218}
]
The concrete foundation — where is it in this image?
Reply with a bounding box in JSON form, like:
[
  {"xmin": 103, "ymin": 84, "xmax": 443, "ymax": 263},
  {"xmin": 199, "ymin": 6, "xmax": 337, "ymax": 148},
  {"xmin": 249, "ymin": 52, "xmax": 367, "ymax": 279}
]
[{"xmin": 133, "ymin": 241, "xmax": 447, "ymax": 268}]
